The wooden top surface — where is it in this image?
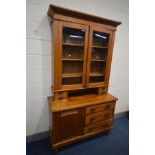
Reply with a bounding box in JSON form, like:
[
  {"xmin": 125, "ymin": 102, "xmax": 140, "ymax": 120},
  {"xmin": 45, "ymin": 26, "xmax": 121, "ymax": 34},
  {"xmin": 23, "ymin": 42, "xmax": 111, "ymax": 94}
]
[
  {"xmin": 48, "ymin": 94, "xmax": 118, "ymax": 113},
  {"xmin": 48, "ymin": 4, "xmax": 121, "ymax": 27}
]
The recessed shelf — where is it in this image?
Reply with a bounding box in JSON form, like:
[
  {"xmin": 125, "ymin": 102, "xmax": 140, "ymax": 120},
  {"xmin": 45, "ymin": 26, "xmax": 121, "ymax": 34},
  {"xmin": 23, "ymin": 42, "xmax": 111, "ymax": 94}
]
[
  {"xmin": 92, "ymin": 45, "xmax": 108, "ymax": 49},
  {"xmin": 62, "ymin": 43, "xmax": 84, "ymax": 47},
  {"xmin": 62, "ymin": 73, "xmax": 82, "ymax": 78},
  {"xmin": 91, "ymin": 59, "xmax": 106, "ymax": 62},
  {"xmin": 62, "ymin": 58, "xmax": 83, "ymax": 61},
  {"xmin": 90, "ymin": 73, "xmax": 104, "ymax": 77}
]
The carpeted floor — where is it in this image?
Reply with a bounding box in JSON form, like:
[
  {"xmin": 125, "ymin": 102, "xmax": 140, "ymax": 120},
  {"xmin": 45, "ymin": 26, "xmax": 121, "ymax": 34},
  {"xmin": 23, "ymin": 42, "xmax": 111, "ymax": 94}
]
[{"xmin": 27, "ymin": 116, "xmax": 129, "ymax": 155}]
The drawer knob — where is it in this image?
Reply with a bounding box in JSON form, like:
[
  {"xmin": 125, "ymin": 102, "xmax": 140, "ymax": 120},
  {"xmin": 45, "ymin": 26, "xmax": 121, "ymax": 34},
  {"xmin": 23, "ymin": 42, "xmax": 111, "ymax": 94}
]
[
  {"xmin": 90, "ymin": 117, "xmax": 95, "ymax": 122},
  {"xmin": 90, "ymin": 107, "xmax": 96, "ymax": 112},
  {"xmin": 104, "ymin": 113, "xmax": 110, "ymax": 118},
  {"xmin": 105, "ymin": 105, "xmax": 111, "ymax": 109},
  {"xmin": 59, "ymin": 96, "xmax": 63, "ymax": 100},
  {"xmin": 88, "ymin": 127, "xmax": 94, "ymax": 131},
  {"xmin": 102, "ymin": 124, "xmax": 109, "ymax": 128}
]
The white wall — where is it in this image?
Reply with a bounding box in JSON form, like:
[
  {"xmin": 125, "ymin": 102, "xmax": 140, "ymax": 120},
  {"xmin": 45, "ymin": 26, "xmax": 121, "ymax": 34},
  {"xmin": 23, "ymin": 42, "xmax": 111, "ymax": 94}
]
[{"xmin": 26, "ymin": 0, "xmax": 129, "ymax": 136}]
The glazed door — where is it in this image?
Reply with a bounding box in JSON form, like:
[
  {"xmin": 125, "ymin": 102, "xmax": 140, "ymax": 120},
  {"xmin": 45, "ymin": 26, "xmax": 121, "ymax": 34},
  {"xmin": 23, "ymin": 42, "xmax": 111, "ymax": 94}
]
[
  {"xmin": 58, "ymin": 21, "xmax": 89, "ymax": 90},
  {"xmin": 86, "ymin": 25, "xmax": 113, "ymax": 87}
]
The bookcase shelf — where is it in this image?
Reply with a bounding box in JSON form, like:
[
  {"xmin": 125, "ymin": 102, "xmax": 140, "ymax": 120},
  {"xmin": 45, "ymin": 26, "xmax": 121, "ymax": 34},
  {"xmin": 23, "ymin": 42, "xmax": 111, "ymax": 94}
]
[
  {"xmin": 62, "ymin": 73, "xmax": 82, "ymax": 78},
  {"xmin": 92, "ymin": 45, "xmax": 108, "ymax": 49},
  {"xmin": 91, "ymin": 59, "xmax": 106, "ymax": 62},
  {"xmin": 62, "ymin": 58, "xmax": 83, "ymax": 61},
  {"xmin": 62, "ymin": 43, "xmax": 84, "ymax": 47},
  {"xmin": 90, "ymin": 73, "xmax": 104, "ymax": 77}
]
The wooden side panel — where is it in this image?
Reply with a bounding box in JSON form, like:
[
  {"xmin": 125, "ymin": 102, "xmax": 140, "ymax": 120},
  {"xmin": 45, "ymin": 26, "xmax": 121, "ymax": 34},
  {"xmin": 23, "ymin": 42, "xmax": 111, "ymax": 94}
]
[
  {"xmin": 53, "ymin": 20, "xmax": 60, "ymax": 90},
  {"xmin": 104, "ymin": 31, "xmax": 116, "ymax": 86},
  {"xmin": 52, "ymin": 112, "xmax": 59, "ymax": 144}
]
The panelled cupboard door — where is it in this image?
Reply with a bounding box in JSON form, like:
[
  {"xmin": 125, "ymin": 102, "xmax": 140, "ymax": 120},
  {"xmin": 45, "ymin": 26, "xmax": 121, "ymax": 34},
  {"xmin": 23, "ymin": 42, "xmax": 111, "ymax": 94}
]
[
  {"xmin": 86, "ymin": 25, "xmax": 113, "ymax": 88},
  {"xmin": 52, "ymin": 109, "xmax": 83, "ymax": 143},
  {"xmin": 57, "ymin": 21, "xmax": 89, "ymax": 90}
]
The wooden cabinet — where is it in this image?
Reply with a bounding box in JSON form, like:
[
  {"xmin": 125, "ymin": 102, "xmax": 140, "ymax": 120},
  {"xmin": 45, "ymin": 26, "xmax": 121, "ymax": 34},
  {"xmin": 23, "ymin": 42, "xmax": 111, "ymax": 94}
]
[{"xmin": 47, "ymin": 4, "xmax": 121, "ymax": 151}]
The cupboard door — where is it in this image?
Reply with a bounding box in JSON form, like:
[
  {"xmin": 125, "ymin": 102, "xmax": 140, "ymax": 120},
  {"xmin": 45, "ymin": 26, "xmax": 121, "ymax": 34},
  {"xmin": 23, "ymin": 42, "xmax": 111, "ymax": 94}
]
[
  {"xmin": 57, "ymin": 21, "xmax": 89, "ymax": 90},
  {"xmin": 86, "ymin": 25, "xmax": 113, "ymax": 87},
  {"xmin": 53, "ymin": 109, "xmax": 84, "ymax": 143}
]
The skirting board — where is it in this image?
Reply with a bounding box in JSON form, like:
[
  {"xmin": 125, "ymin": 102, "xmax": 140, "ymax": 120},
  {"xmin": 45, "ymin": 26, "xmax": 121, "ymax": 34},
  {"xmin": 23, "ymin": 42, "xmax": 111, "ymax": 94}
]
[
  {"xmin": 114, "ymin": 111, "xmax": 129, "ymax": 119},
  {"xmin": 26, "ymin": 111, "xmax": 129, "ymax": 143},
  {"xmin": 26, "ymin": 130, "xmax": 50, "ymax": 143}
]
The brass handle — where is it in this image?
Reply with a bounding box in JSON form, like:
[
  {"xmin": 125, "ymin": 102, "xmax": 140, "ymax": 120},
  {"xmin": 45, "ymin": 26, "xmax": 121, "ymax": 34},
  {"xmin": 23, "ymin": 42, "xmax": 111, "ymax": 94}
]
[
  {"xmin": 90, "ymin": 107, "xmax": 96, "ymax": 112},
  {"xmin": 60, "ymin": 110, "xmax": 78, "ymax": 117},
  {"xmin": 104, "ymin": 113, "xmax": 110, "ymax": 118},
  {"xmin": 102, "ymin": 124, "xmax": 109, "ymax": 128},
  {"xmin": 90, "ymin": 117, "xmax": 95, "ymax": 122},
  {"xmin": 88, "ymin": 127, "xmax": 94, "ymax": 131},
  {"xmin": 105, "ymin": 105, "xmax": 111, "ymax": 109},
  {"xmin": 59, "ymin": 96, "xmax": 63, "ymax": 100}
]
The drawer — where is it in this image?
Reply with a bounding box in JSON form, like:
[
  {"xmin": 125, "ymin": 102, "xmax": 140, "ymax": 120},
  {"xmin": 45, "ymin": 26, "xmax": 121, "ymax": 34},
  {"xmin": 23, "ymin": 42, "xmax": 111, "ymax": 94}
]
[
  {"xmin": 86, "ymin": 102, "xmax": 115, "ymax": 115},
  {"xmin": 84, "ymin": 119, "xmax": 113, "ymax": 134},
  {"xmin": 85, "ymin": 110, "xmax": 113, "ymax": 126}
]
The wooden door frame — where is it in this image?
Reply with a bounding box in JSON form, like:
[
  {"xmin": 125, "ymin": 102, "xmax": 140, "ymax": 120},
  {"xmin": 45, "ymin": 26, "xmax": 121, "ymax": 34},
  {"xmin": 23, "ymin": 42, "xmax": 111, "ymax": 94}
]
[
  {"xmin": 86, "ymin": 25, "xmax": 114, "ymax": 88},
  {"xmin": 55, "ymin": 20, "xmax": 89, "ymax": 90}
]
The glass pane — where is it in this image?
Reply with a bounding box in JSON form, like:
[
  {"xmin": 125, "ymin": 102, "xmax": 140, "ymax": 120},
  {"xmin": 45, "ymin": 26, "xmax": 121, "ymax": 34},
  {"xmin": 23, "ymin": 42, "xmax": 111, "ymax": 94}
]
[
  {"xmin": 62, "ymin": 61, "xmax": 83, "ymax": 74},
  {"xmin": 93, "ymin": 31, "xmax": 109, "ymax": 47},
  {"xmin": 63, "ymin": 27, "xmax": 85, "ymax": 45},
  {"xmin": 62, "ymin": 77, "xmax": 82, "ymax": 85},
  {"xmin": 62, "ymin": 27, "xmax": 85, "ymax": 85},
  {"xmin": 89, "ymin": 76, "xmax": 105, "ymax": 83},
  {"xmin": 89, "ymin": 31, "xmax": 109, "ymax": 83},
  {"xmin": 91, "ymin": 48, "xmax": 107, "ymax": 61},
  {"xmin": 90, "ymin": 61, "xmax": 105, "ymax": 75},
  {"xmin": 62, "ymin": 46, "xmax": 84, "ymax": 60}
]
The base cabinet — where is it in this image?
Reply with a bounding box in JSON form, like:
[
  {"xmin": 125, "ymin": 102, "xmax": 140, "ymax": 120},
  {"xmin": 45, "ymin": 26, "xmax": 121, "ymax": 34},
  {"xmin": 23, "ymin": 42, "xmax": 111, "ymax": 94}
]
[{"xmin": 50, "ymin": 97, "xmax": 116, "ymax": 150}]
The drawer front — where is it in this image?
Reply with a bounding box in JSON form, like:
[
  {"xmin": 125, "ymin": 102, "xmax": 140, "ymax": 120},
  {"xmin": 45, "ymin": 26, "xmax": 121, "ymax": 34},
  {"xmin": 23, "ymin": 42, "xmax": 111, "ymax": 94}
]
[
  {"xmin": 86, "ymin": 102, "xmax": 115, "ymax": 115},
  {"xmin": 84, "ymin": 119, "xmax": 113, "ymax": 134},
  {"xmin": 85, "ymin": 110, "xmax": 113, "ymax": 126}
]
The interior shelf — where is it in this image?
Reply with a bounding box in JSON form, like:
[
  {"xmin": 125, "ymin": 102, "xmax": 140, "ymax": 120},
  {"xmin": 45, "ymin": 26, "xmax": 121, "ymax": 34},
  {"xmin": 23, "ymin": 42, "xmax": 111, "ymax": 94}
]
[
  {"xmin": 92, "ymin": 45, "xmax": 108, "ymax": 49},
  {"xmin": 62, "ymin": 73, "xmax": 82, "ymax": 78},
  {"xmin": 62, "ymin": 58, "xmax": 83, "ymax": 61},
  {"xmin": 90, "ymin": 73, "xmax": 104, "ymax": 77},
  {"xmin": 91, "ymin": 59, "xmax": 106, "ymax": 62},
  {"xmin": 62, "ymin": 43, "xmax": 84, "ymax": 47}
]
